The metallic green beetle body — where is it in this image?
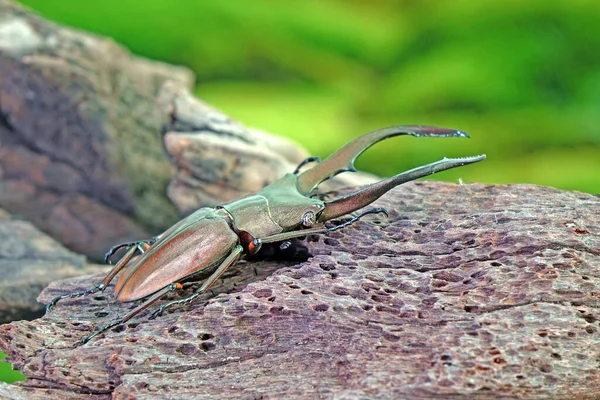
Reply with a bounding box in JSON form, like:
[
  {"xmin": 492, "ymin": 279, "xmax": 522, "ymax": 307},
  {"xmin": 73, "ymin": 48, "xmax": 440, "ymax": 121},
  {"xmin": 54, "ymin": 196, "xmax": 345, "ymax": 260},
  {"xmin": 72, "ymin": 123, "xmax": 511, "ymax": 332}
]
[{"xmin": 47, "ymin": 125, "xmax": 485, "ymax": 345}]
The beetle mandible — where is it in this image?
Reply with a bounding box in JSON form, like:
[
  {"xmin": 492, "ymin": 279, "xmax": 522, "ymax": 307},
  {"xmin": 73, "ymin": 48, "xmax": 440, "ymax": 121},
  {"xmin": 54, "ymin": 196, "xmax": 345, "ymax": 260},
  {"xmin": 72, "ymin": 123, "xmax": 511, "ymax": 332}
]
[{"xmin": 47, "ymin": 125, "xmax": 485, "ymax": 344}]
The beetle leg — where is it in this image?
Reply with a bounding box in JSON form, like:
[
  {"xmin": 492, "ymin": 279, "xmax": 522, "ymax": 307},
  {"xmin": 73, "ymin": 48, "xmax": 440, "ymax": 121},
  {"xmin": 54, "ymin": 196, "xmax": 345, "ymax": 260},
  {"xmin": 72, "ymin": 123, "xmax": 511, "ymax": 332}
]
[
  {"xmin": 78, "ymin": 282, "xmax": 184, "ymax": 346},
  {"xmin": 104, "ymin": 236, "xmax": 158, "ymax": 264},
  {"xmin": 293, "ymin": 156, "xmax": 322, "ymax": 175},
  {"xmin": 46, "ymin": 241, "xmax": 153, "ymax": 313},
  {"xmin": 149, "ymin": 245, "xmax": 244, "ymax": 319},
  {"xmin": 250, "ymin": 207, "xmax": 388, "ymax": 247}
]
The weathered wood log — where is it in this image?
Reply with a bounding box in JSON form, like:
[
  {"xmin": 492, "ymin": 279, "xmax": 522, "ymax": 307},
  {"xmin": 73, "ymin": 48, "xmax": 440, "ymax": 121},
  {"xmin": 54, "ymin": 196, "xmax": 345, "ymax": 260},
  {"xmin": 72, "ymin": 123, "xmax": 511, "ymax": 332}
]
[{"xmin": 1, "ymin": 183, "xmax": 598, "ymax": 399}]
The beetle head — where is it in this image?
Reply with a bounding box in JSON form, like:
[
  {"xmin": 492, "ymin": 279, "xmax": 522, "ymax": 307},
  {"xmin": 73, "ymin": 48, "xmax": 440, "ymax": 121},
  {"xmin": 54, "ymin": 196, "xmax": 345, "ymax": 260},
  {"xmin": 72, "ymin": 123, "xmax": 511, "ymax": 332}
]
[{"xmin": 258, "ymin": 173, "xmax": 326, "ymax": 230}]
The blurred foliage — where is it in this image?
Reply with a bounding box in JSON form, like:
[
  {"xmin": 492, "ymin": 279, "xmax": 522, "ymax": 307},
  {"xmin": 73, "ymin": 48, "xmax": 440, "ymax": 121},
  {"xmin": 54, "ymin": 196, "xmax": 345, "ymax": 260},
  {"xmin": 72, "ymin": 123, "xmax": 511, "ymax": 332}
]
[
  {"xmin": 0, "ymin": 352, "xmax": 26, "ymax": 383},
  {"xmin": 16, "ymin": 0, "xmax": 600, "ymax": 193}
]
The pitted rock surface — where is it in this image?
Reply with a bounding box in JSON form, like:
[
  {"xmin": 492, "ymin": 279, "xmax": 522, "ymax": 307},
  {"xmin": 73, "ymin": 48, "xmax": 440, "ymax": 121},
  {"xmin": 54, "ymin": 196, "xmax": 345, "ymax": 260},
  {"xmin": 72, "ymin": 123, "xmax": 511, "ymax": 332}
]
[{"xmin": 1, "ymin": 182, "xmax": 598, "ymax": 399}]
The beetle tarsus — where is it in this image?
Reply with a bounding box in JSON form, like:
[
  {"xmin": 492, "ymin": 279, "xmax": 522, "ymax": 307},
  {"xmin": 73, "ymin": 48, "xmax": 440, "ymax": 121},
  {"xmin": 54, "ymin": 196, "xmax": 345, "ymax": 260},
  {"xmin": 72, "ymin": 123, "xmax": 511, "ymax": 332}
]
[
  {"xmin": 46, "ymin": 284, "xmax": 105, "ymax": 313},
  {"xmin": 104, "ymin": 236, "xmax": 158, "ymax": 264},
  {"xmin": 328, "ymin": 207, "xmax": 388, "ymax": 232}
]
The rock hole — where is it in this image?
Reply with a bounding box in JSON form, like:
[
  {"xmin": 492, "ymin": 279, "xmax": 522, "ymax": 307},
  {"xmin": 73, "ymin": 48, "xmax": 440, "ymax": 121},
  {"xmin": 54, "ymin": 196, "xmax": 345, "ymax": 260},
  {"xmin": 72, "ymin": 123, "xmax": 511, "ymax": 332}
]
[
  {"xmin": 568, "ymin": 331, "xmax": 576, "ymax": 338},
  {"xmin": 362, "ymin": 304, "xmax": 373, "ymax": 311},
  {"xmin": 125, "ymin": 338, "xmax": 138, "ymax": 343},
  {"xmin": 95, "ymin": 311, "xmax": 109, "ymax": 318},
  {"xmin": 539, "ymin": 364, "xmax": 553, "ymax": 373},
  {"xmin": 167, "ymin": 326, "xmax": 178, "ymax": 334},
  {"xmin": 384, "ymin": 288, "xmax": 397, "ymax": 294},
  {"xmin": 93, "ymin": 296, "xmax": 106, "ymax": 301},
  {"xmin": 551, "ymin": 353, "xmax": 562, "ymax": 360},
  {"xmin": 287, "ymin": 284, "xmax": 301, "ymax": 289},
  {"xmin": 414, "ymin": 229, "xmax": 421, "ymax": 233},
  {"xmin": 252, "ymin": 288, "xmax": 273, "ymax": 298},
  {"xmin": 324, "ymin": 238, "xmax": 339, "ymax": 246},
  {"xmin": 127, "ymin": 323, "xmax": 139, "ymax": 329},
  {"xmin": 300, "ymin": 290, "xmax": 313, "ymax": 295},
  {"xmin": 583, "ymin": 314, "xmax": 597, "ymax": 324},
  {"xmin": 490, "ymin": 262, "xmax": 502, "ymax": 267},
  {"xmin": 586, "ymin": 326, "xmax": 595, "ymax": 334},
  {"xmin": 371, "ymin": 294, "xmax": 389, "ymax": 303},
  {"xmin": 319, "ymin": 263, "xmax": 336, "ymax": 271},
  {"xmin": 488, "ymin": 347, "xmax": 501, "ymax": 355},
  {"xmin": 313, "ymin": 304, "xmax": 329, "ymax": 312},
  {"xmin": 329, "ymin": 272, "xmax": 339, "ymax": 279},
  {"xmin": 176, "ymin": 343, "xmax": 198, "ymax": 356},
  {"xmin": 582, "ymin": 276, "xmax": 590, "ymax": 280},
  {"xmin": 538, "ymin": 331, "xmax": 548, "ymax": 338},
  {"xmin": 113, "ymin": 325, "xmax": 126, "ymax": 333},
  {"xmin": 25, "ymin": 333, "xmax": 32, "ymax": 339},
  {"xmin": 462, "ymin": 279, "xmax": 472, "ymax": 285},
  {"xmin": 268, "ymin": 296, "xmax": 276, "ymax": 302},
  {"xmin": 332, "ymin": 287, "xmax": 349, "ymax": 296},
  {"xmin": 464, "ymin": 305, "xmax": 478, "ymax": 313},
  {"xmin": 199, "ymin": 342, "xmax": 216, "ymax": 352},
  {"xmin": 198, "ymin": 333, "xmax": 214, "ymax": 341}
]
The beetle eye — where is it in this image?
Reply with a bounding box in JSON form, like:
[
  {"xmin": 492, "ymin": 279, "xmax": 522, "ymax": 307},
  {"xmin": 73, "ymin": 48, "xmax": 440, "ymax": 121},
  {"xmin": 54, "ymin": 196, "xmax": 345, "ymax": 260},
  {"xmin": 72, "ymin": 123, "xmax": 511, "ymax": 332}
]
[{"xmin": 301, "ymin": 211, "xmax": 316, "ymax": 227}]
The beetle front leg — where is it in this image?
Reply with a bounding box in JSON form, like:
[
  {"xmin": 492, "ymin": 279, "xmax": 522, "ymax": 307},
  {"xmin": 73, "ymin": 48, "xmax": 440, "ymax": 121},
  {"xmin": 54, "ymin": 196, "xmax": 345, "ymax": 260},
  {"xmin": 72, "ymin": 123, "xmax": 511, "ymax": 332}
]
[
  {"xmin": 149, "ymin": 245, "xmax": 244, "ymax": 319},
  {"xmin": 252, "ymin": 207, "xmax": 388, "ymax": 248}
]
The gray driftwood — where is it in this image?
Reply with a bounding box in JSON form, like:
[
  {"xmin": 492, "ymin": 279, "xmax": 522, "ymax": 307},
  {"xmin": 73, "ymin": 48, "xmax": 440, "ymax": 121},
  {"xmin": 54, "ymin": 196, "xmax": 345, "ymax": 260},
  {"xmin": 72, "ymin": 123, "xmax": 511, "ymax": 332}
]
[{"xmin": 1, "ymin": 183, "xmax": 598, "ymax": 399}]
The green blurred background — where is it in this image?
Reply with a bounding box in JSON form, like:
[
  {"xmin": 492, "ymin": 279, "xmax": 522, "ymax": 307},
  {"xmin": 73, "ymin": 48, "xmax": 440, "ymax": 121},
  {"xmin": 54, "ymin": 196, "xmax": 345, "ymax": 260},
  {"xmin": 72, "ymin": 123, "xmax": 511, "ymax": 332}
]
[
  {"xmin": 1, "ymin": 0, "xmax": 599, "ymax": 384},
  {"xmin": 17, "ymin": 0, "xmax": 600, "ymax": 193}
]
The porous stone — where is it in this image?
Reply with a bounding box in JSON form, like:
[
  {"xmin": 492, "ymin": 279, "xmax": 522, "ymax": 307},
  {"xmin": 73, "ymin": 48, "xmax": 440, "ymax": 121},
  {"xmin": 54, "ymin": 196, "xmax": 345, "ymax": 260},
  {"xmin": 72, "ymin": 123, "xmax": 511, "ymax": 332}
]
[{"xmin": 1, "ymin": 182, "xmax": 598, "ymax": 399}]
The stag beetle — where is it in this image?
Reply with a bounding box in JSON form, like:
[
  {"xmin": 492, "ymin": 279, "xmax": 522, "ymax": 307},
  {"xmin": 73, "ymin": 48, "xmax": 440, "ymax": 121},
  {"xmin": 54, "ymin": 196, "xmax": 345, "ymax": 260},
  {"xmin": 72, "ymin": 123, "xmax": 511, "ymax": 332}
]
[{"xmin": 47, "ymin": 125, "xmax": 485, "ymax": 344}]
